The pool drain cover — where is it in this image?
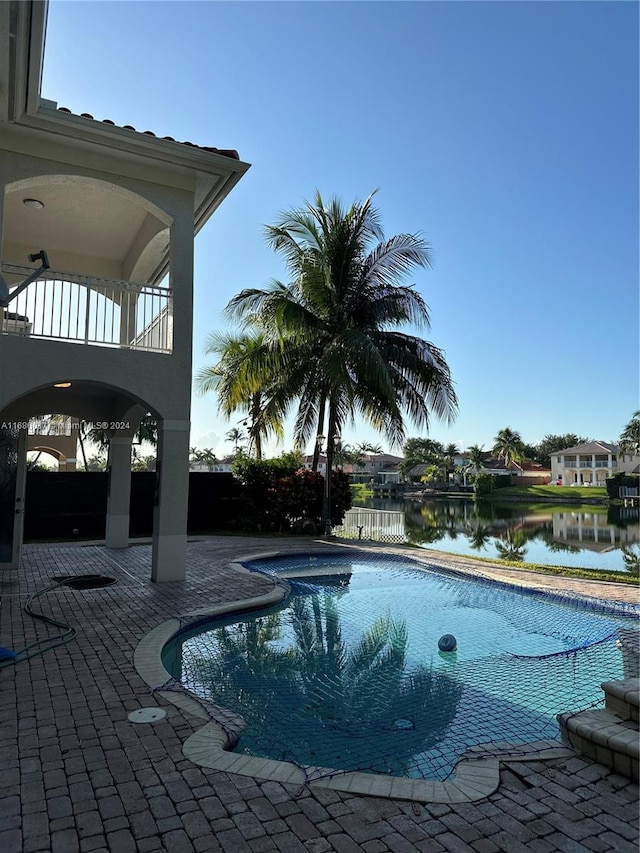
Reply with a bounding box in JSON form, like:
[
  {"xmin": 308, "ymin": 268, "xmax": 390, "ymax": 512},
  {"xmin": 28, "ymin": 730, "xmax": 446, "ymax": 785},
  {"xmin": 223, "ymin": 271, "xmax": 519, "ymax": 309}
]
[
  {"xmin": 50, "ymin": 574, "xmax": 117, "ymax": 590},
  {"xmin": 128, "ymin": 707, "xmax": 167, "ymax": 724}
]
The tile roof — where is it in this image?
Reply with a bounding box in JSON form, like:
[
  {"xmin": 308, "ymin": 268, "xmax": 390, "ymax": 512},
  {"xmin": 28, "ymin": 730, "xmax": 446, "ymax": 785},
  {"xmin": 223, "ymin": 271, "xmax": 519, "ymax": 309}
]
[
  {"xmin": 55, "ymin": 107, "xmax": 240, "ymax": 159},
  {"xmin": 555, "ymin": 441, "xmax": 619, "ymax": 456}
]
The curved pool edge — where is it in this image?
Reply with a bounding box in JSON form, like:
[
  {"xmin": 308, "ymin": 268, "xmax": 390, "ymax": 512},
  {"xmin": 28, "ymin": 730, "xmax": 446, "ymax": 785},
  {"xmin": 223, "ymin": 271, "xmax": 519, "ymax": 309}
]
[{"xmin": 133, "ymin": 548, "xmax": 576, "ymax": 804}]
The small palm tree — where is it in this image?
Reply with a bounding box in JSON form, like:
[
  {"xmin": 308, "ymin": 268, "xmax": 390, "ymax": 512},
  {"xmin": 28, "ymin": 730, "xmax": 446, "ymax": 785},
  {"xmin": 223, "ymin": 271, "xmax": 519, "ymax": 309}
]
[
  {"xmin": 618, "ymin": 411, "xmax": 640, "ymax": 458},
  {"xmin": 197, "ymin": 332, "xmax": 284, "ymax": 461},
  {"xmin": 493, "ymin": 428, "xmax": 524, "ymax": 468},
  {"xmin": 225, "ymin": 427, "xmax": 246, "ymax": 455},
  {"xmin": 467, "ymin": 444, "xmax": 485, "ymax": 473},
  {"xmin": 357, "ymin": 442, "xmax": 383, "ymax": 455},
  {"xmin": 131, "ymin": 454, "xmax": 156, "ymax": 472},
  {"xmin": 467, "ymin": 523, "xmax": 493, "ymax": 551},
  {"xmin": 495, "ymin": 530, "xmax": 528, "ymax": 561},
  {"xmin": 620, "ymin": 544, "xmax": 640, "ymax": 575},
  {"xmin": 442, "ymin": 442, "xmax": 459, "ymax": 486}
]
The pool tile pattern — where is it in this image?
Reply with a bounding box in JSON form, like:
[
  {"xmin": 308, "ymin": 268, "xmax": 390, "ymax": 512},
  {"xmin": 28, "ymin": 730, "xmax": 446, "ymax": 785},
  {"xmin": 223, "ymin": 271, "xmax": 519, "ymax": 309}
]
[{"xmin": 0, "ymin": 536, "xmax": 638, "ymax": 852}]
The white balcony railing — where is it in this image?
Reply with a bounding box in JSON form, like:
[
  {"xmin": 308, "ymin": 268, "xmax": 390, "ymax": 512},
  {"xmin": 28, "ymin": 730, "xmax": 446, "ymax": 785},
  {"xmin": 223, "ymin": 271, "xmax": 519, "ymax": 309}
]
[{"xmin": 0, "ymin": 264, "xmax": 173, "ymax": 353}]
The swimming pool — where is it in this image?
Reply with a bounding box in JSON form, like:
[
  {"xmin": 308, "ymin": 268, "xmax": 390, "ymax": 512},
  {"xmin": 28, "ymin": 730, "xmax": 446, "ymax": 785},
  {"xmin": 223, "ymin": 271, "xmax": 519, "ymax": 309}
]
[{"xmin": 162, "ymin": 553, "xmax": 638, "ymax": 780}]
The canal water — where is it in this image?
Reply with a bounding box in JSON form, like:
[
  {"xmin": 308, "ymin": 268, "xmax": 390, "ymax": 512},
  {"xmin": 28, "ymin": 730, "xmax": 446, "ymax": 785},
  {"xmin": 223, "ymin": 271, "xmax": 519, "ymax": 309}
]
[{"xmin": 344, "ymin": 497, "xmax": 639, "ymax": 575}]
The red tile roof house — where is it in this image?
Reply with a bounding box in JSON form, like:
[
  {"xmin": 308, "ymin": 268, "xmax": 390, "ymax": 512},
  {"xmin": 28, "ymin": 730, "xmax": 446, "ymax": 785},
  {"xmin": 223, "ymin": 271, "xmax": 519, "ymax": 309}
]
[
  {"xmin": 408, "ymin": 457, "xmax": 550, "ymax": 487},
  {"xmin": 0, "ymin": 0, "xmax": 249, "ymax": 579}
]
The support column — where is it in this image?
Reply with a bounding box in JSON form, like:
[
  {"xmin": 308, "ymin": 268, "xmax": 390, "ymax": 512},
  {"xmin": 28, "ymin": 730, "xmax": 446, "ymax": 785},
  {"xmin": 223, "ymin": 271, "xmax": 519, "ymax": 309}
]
[
  {"xmin": 105, "ymin": 435, "xmax": 133, "ymax": 548},
  {"xmin": 119, "ymin": 292, "xmax": 138, "ymax": 347},
  {"xmin": 151, "ymin": 419, "xmax": 190, "ymax": 582}
]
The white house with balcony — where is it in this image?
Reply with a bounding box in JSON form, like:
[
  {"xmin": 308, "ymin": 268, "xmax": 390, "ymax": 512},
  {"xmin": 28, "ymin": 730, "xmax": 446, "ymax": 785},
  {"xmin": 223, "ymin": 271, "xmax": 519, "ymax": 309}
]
[
  {"xmin": 0, "ymin": 1, "xmax": 249, "ymax": 578},
  {"xmin": 550, "ymin": 441, "xmax": 639, "ymax": 486}
]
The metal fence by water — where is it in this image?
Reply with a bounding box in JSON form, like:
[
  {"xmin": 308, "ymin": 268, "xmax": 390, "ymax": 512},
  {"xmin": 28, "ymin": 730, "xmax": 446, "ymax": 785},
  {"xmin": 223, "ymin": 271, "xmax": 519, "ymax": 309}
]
[{"xmin": 334, "ymin": 507, "xmax": 407, "ymax": 543}]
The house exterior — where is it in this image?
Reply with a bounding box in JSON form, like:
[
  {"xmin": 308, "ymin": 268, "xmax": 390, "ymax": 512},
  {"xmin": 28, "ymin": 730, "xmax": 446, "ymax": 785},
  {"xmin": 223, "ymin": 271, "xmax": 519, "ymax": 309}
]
[
  {"xmin": 552, "ymin": 510, "xmax": 639, "ymax": 551},
  {"xmin": 302, "ymin": 455, "xmax": 327, "ymax": 475},
  {"xmin": 343, "ymin": 453, "xmax": 403, "ymax": 484},
  {"xmin": 189, "ymin": 455, "xmax": 235, "ymax": 473},
  {"xmin": 550, "ymin": 442, "xmax": 639, "ymax": 486},
  {"xmin": 407, "ymin": 456, "xmax": 550, "ymax": 486},
  {"xmin": 0, "ymin": 1, "xmax": 249, "ymax": 577}
]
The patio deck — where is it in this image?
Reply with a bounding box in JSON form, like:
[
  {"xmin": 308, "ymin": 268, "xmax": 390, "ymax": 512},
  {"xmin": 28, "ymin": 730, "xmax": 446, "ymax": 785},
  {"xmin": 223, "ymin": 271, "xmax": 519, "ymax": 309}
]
[{"xmin": 1, "ymin": 536, "xmax": 638, "ymax": 853}]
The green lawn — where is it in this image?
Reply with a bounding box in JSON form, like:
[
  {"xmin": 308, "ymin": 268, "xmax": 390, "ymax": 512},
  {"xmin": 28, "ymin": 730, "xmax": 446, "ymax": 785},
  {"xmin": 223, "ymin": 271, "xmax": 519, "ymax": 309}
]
[
  {"xmin": 350, "ymin": 483, "xmax": 374, "ymax": 499},
  {"xmin": 482, "ymin": 484, "xmax": 608, "ymax": 500},
  {"xmin": 428, "ymin": 548, "xmax": 638, "ymax": 585}
]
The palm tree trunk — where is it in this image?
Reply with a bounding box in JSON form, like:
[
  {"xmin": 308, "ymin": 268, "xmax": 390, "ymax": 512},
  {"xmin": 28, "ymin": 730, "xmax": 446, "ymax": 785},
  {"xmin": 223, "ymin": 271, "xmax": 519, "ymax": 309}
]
[
  {"xmin": 312, "ymin": 395, "xmax": 327, "ymax": 473},
  {"xmin": 322, "ymin": 401, "xmax": 338, "ymax": 535},
  {"xmin": 78, "ymin": 422, "xmax": 88, "ymax": 471},
  {"xmin": 27, "ymin": 451, "xmax": 42, "ymax": 470},
  {"xmin": 250, "ymin": 393, "xmax": 262, "ymax": 461}
]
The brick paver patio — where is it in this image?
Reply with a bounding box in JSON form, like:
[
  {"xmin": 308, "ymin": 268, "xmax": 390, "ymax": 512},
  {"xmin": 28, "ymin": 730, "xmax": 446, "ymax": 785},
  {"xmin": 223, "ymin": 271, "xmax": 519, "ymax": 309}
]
[{"xmin": 0, "ymin": 536, "xmax": 638, "ymax": 852}]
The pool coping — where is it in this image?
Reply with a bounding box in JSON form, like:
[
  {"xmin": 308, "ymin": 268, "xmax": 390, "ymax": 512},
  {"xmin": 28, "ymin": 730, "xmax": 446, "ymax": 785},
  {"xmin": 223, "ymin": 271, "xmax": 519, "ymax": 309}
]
[{"xmin": 133, "ymin": 548, "xmax": 577, "ymax": 803}]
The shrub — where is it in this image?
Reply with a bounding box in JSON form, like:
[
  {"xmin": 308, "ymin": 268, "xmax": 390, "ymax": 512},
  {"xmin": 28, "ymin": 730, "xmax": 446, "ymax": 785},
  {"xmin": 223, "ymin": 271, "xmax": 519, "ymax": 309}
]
[
  {"xmin": 230, "ymin": 454, "xmax": 352, "ymax": 532},
  {"xmin": 474, "ymin": 473, "xmax": 495, "ymax": 495}
]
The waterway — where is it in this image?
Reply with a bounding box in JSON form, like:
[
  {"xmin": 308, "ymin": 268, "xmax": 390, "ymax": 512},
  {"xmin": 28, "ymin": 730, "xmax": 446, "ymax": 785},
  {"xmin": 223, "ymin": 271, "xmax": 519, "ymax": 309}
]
[{"xmin": 348, "ymin": 497, "xmax": 639, "ymax": 574}]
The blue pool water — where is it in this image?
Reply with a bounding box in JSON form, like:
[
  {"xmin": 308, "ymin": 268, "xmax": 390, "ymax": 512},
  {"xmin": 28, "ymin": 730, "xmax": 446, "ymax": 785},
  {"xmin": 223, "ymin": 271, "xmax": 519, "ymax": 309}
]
[{"xmin": 163, "ymin": 553, "xmax": 638, "ymax": 780}]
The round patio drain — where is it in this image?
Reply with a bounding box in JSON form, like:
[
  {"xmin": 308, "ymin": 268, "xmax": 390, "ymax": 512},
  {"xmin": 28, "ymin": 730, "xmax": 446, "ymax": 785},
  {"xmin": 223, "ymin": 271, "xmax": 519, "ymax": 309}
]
[
  {"xmin": 128, "ymin": 707, "xmax": 167, "ymax": 724},
  {"xmin": 50, "ymin": 574, "xmax": 117, "ymax": 590}
]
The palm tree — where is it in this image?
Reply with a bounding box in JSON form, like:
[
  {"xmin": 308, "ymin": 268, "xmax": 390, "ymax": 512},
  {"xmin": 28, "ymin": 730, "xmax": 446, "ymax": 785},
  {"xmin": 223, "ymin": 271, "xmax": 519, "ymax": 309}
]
[
  {"xmin": 467, "ymin": 444, "xmax": 485, "ymax": 473},
  {"xmin": 357, "ymin": 442, "xmax": 383, "ymax": 455},
  {"xmin": 225, "ymin": 427, "xmax": 246, "ymax": 455},
  {"xmin": 191, "ymin": 448, "xmax": 218, "ymax": 470},
  {"xmin": 618, "ymin": 411, "xmax": 640, "ymax": 458},
  {"xmin": 495, "ymin": 530, "xmax": 528, "ymax": 562},
  {"xmin": 190, "ymin": 596, "xmax": 462, "ymax": 776},
  {"xmin": 620, "ymin": 545, "xmax": 640, "ymax": 575},
  {"xmin": 82, "ymin": 413, "xmax": 158, "ymax": 471},
  {"xmin": 131, "ymin": 454, "xmax": 156, "ymax": 472},
  {"xmin": 226, "ymin": 191, "xmax": 457, "ymax": 530},
  {"xmin": 442, "ymin": 442, "xmax": 459, "ymax": 487},
  {"xmin": 493, "ymin": 428, "xmax": 524, "ymax": 468},
  {"xmin": 196, "ymin": 332, "xmax": 284, "ymax": 461},
  {"xmin": 467, "ymin": 523, "xmax": 493, "ymax": 551}
]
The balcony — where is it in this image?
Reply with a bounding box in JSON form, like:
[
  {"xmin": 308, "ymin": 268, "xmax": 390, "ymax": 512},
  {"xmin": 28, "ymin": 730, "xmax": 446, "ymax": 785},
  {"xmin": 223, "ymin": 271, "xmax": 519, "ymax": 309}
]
[{"xmin": 0, "ymin": 264, "xmax": 172, "ymax": 353}]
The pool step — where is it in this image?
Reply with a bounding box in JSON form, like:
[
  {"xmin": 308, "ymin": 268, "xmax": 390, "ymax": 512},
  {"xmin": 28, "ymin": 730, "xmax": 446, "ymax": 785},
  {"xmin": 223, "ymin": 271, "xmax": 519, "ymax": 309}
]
[
  {"xmin": 558, "ymin": 677, "xmax": 640, "ymax": 781},
  {"xmin": 602, "ymin": 677, "xmax": 639, "ymax": 723}
]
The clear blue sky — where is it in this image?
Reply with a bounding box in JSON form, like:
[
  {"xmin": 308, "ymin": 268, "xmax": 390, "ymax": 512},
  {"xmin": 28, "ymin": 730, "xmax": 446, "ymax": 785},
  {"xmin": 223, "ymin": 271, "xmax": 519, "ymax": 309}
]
[{"xmin": 42, "ymin": 0, "xmax": 639, "ymax": 458}]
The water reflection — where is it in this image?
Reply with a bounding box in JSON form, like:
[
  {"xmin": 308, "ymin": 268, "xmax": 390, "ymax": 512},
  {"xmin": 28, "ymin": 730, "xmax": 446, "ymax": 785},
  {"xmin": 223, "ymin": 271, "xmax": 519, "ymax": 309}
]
[
  {"xmin": 184, "ymin": 597, "xmax": 463, "ymax": 776},
  {"xmin": 350, "ymin": 498, "xmax": 639, "ymax": 574}
]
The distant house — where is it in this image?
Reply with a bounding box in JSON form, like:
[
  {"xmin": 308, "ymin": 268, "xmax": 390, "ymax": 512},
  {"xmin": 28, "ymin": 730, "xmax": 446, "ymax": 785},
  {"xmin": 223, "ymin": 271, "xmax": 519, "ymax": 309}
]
[
  {"xmin": 344, "ymin": 453, "xmax": 403, "ymax": 484},
  {"xmin": 301, "ymin": 452, "xmax": 402, "ymax": 483},
  {"xmin": 189, "ymin": 455, "xmax": 234, "ymax": 473},
  {"xmin": 552, "ymin": 509, "xmax": 639, "ymax": 551},
  {"xmin": 551, "ymin": 442, "xmax": 639, "ymax": 486},
  {"xmin": 481, "ymin": 458, "xmax": 550, "ymax": 484},
  {"xmin": 302, "ymin": 454, "xmax": 327, "ymax": 475},
  {"xmin": 408, "ymin": 455, "xmax": 550, "ymax": 486}
]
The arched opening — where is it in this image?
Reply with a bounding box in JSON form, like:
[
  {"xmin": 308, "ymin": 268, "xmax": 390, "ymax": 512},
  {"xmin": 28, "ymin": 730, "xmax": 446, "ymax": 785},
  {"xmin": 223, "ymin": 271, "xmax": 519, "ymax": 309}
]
[
  {"xmin": 0, "ymin": 380, "xmax": 184, "ymax": 579},
  {"xmin": 2, "ymin": 176, "xmax": 173, "ymax": 352}
]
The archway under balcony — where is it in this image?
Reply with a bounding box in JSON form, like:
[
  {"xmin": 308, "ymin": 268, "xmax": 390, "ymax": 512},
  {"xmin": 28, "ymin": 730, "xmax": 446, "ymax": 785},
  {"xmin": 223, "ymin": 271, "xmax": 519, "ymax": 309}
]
[
  {"xmin": 0, "ymin": 379, "xmax": 189, "ymax": 582},
  {"xmin": 2, "ymin": 174, "xmax": 173, "ymax": 285}
]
